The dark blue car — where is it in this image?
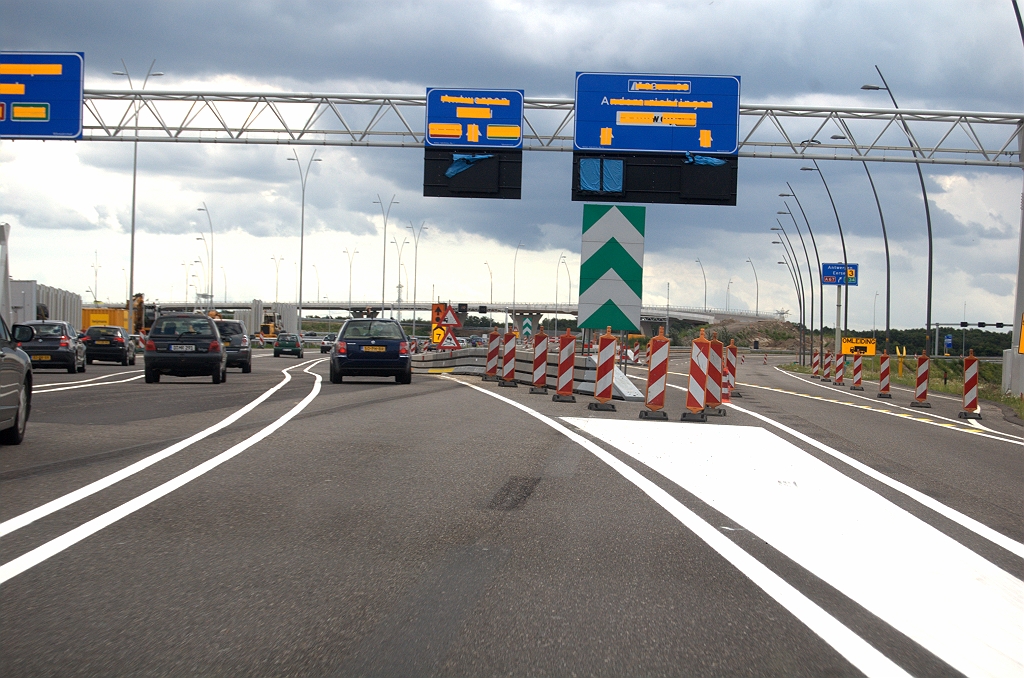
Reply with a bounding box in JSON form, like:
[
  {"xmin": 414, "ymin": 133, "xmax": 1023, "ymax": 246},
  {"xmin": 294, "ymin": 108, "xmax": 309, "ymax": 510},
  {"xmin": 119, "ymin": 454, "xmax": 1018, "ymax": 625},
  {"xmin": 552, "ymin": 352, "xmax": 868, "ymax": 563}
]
[{"xmin": 329, "ymin": 319, "xmax": 411, "ymax": 384}]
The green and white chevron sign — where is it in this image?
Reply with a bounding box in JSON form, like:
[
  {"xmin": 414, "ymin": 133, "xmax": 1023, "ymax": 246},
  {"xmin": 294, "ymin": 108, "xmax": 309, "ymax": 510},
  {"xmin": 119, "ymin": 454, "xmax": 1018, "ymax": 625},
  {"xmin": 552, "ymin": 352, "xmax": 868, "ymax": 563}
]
[{"xmin": 577, "ymin": 204, "xmax": 644, "ymax": 332}]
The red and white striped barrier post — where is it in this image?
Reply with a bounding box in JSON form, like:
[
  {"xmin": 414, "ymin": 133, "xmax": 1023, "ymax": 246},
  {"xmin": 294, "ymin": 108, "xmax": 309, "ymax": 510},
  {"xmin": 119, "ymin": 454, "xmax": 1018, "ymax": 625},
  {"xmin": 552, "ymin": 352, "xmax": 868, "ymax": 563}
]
[
  {"xmin": 553, "ymin": 328, "xmax": 577, "ymax": 403},
  {"xmin": 640, "ymin": 327, "xmax": 670, "ymax": 420},
  {"xmin": 726, "ymin": 339, "xmax": 742, "ymax": 398},
  {"xmin": 705, "ymin": 332, "xmax": 726, "ymax": 416},
  {"xmin": 499, "ymin": 331, "xmax": 517, "ymax": 387},
  {"xmin": 850, "ymin": 351, "xmax": 864, "ymax": 390},
  {"xmin": 823, "ymin": 351, "xmax": 833, "ymax": 381},
  {"xmin": 833, "ymin": 354, "xmax": 845, "ymax": 385},
  {"xmin": 589, "ymin": 326, "xmax": 617, "ymax": 411},
  {"xmin": 877, "ymin": 350, "xmax": 892, "ymax": 398},
  {"xmin": 910, "ymin": 351, "xmax": 931, "ymax": 408},
  {"xmin": 683, "ymin": 329, "xmax": 710, "ymax": 422},
  {"xmin": 530, "ymin": 329, "xmax": 549, "ymax": 394},
  {"xmin": 959, "ymin": 349, "xmax": 981, "ymax": 419},
  {"xmin": 812, "ymin": 349, "xmax": 820, "ymax": 378},
  {"xmin": 763, "ymin": 353, "xmax": 768, "ymax": 365},
  {"xmin": 483, "ymin": 329, "xmax": 500, "ymax": 381}
]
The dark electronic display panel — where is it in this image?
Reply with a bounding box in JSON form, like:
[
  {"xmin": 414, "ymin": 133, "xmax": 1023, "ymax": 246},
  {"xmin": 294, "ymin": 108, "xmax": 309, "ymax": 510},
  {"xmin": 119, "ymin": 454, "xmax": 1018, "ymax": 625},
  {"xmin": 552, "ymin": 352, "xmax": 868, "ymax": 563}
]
[
  {"xmin": 571, "ymin": 152, "xmax": 737, "ymax": 205},
  {"xmin": 424, "ymin": 148, "xmax": 522, "ymax": 199}
]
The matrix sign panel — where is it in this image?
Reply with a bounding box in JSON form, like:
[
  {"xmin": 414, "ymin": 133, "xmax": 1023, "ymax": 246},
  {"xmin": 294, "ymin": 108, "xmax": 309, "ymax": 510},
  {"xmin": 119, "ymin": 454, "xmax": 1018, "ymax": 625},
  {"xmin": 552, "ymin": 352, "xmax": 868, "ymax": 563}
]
[
  {"xmin": 574, "ymin": 73, "xmax": 740, "ymax": 154},
  {"xmin": 822, "ymin": 263, "xmax": 858, "ymax": 286},
  {"xmin": 0, "ymin": 52, "xmax": 84, "ymax": 139},
  {"xmin": 425, "ymin": 88, "xmax": 524, "ymax": 149}
]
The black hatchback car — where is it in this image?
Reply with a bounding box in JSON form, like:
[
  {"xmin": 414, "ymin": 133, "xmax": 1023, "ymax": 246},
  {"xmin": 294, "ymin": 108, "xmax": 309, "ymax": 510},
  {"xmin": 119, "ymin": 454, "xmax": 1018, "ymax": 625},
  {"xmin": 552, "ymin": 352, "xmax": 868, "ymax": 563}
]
[
  {"xmin": 19, "ymin": 320, "xmax": 86, "ymax": 374},
  {"xmin": 83, "ymin": 325, "xmax": 136, "ymax": 366},
  {"xmin": 144, "ymin": 313, "xmax": 227, "ymax": 383},
  {"xmin": 330, "ymin": 318, "xmax": 411, "ymax": 384},
  {"xmin": 214, "ymin": 319, "xmax": 252, "ymax": 373}
]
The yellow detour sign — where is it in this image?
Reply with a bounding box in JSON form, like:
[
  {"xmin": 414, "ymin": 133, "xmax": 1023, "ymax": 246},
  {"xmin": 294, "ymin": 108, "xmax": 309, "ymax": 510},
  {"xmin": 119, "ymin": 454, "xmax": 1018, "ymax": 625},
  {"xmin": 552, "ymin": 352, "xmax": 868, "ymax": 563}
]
[
  {"xmin": 841, "ymin": 337, "xmax": 876, "ymax": 356},
  {"xmin": 432, "ymin": 326, "xmax": 446, "ymax": 344},
  {"xmin": 1018, "ymin": 313, "xmax": 1024, "ymax": 354}
]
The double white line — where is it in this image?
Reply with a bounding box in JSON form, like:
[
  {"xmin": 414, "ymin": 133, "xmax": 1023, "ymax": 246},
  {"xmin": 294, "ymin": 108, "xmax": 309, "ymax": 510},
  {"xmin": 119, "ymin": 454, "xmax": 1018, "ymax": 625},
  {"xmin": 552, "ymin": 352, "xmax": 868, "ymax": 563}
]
[{"xmin": 0, "ymin": 359, "xmax": 325, "ymax": 585}]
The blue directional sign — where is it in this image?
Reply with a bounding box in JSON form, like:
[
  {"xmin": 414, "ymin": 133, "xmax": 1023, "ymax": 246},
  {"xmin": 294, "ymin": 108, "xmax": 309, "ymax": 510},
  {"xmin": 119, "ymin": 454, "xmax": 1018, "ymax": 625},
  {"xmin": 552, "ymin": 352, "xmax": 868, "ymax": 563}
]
[
  {"xmin": 574, "ymin": 72, "xmax": 740, "ymax": 154},
  {"xmin": 822, "ymin": 263, "xmax": 858, "ymax": 286},
  {"xmin": 944, "ymin": 335, "xmax": 953, "ymax": 351},
  {"xmin": 425, "ymin": 88, "xmax": 524, "ymax": 149},
  {"xmin": 0, "ymin": 52, "xmax": 84, "ymax": 140}
]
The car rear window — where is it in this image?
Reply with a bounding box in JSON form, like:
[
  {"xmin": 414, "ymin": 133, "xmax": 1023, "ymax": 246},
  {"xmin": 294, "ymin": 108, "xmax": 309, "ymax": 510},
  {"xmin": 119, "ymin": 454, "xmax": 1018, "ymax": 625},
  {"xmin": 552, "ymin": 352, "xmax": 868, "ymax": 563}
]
[
  {"xmin": 216, "ymin": 321, "xmax": 244, "ymax": 336},
  {"xmin": 279, "ymin": 334, "xmax": 297, "ymax": 341},
  {"xmin": 340, "ymin": 320, "xmax": 403, "ymax": 339},
  {"xmin": 151, "ymin": 317, "xmax": 215, "ymax": 337},
  {"xmin": 87, "ymin": 327, "xmax": 120, "ymax": 337},
  {"xmin": 33, "ymin": 323, "xmax": 66, "ymax": 337},
  {"xmin": 325, "ymin": 334, "xmax": 336, "ymax": 341}
]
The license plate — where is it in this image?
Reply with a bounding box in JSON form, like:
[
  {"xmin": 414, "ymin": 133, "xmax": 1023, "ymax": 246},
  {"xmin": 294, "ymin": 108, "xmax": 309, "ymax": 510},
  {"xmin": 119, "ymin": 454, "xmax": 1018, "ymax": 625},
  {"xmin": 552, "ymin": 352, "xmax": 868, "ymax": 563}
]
[
  {"xmin": 362, "ymin": 345, "xmax": 386, "ymax": 352},
  {"xmin": 170, "ymin": 345, "xmax": 195, "ymax": 352},
  {"xmin": 95, "ymin": 340, "xmax": 110, "ymax": 345},
  {"xmin": 32, "ymin": 354, "xmax": 51, "ymax": 361}
]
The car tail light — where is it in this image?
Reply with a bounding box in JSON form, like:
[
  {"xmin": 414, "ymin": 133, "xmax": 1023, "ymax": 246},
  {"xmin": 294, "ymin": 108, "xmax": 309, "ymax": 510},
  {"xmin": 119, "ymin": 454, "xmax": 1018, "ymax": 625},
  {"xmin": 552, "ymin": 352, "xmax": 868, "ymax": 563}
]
[
  {"xmin": 145, "ymin": 339, "xmax": 156, "ymax": 351},
  {"xmin": 208, "ymin": 340, "xmax": 220, "ymax": 352},
  {"xmin": 399, "ymin": 341, "xmax": 409, "ymax": 355},
  {"xmin": 336, "ymin": 342, "xmax": 346, "ymax": 355},
  {"xmin": 274, "ymin": 341, "xmax": 279, "ymax": 347},
  {"xmin": 114, "ymin": 335, "xmax": 125, "ymax": 343},
  {"xmin": 59, "ymin": 335, "xmax": 69, "ymax": 347}
]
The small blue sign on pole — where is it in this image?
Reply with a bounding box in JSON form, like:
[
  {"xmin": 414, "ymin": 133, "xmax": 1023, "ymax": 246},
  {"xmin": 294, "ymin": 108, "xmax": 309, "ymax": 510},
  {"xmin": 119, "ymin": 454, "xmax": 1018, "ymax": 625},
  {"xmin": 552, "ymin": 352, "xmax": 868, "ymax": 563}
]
[
  {"xmin": 574, "ymin": 72, "xmax": 740, "ymax": 154},
  {"xmin": 822, "ymin": 263, "xmax": 858, "ymax": 286},
  {"xmin": 944, "ymin": 335, "xmax": 953, "ymax": 351},
  {"xmin": 425, "ymin": 88, "xmax": 524, "ymax": 149},
  {"xmin": 0, "ymin": 52, "xmax": 84, "ymax": 140}
]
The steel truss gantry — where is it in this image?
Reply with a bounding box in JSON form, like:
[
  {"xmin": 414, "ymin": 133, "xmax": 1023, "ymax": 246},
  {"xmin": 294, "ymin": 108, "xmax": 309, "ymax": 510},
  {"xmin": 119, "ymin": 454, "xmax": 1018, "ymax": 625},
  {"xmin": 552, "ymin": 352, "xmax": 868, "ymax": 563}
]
[{"xmin": 75, "ymin": 90, "xmax": 1023, "ymax": 168}]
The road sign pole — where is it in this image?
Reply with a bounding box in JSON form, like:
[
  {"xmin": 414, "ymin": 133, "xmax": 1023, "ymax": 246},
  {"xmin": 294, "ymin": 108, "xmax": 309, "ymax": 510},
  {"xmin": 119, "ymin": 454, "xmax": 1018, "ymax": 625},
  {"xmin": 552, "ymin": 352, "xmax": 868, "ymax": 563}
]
[{"xmin": 835, "ymin": 285, "xmax": 842, "ymax": 357}]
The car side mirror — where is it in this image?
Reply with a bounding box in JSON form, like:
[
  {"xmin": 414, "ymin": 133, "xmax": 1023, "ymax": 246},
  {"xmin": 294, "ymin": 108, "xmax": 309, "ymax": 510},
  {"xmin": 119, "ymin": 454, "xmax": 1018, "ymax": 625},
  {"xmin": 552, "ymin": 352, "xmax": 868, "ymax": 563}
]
[
  {"xmin": 11, "ymin": 325, "xmax": 35, "ymax": 343},
  {"xmin": 77, "ymin": 333, "xmax": 86, "ymax": 339}
]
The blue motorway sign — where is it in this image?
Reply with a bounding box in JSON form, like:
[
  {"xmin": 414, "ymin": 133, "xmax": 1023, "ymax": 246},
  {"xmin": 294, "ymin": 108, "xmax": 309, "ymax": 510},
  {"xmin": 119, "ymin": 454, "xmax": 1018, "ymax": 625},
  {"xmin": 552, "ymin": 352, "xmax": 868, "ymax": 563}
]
[
  {"xmin": 944, "ymin": 335, "xmax": 953, "ymax": 350},
  {"xmin": 822, "ymin": 263, "xmax": 859, "ymax": 286},
  {"xmin": 0, "ymin": 52, "xmax": 84, "ymax": 139},
  {"xmin": 425, "ymin": 88, "xmax": 524, "ymax": 149},
  {"xmin": 574, "ymin": 72, "xmax": 740, "ymax": 154}
]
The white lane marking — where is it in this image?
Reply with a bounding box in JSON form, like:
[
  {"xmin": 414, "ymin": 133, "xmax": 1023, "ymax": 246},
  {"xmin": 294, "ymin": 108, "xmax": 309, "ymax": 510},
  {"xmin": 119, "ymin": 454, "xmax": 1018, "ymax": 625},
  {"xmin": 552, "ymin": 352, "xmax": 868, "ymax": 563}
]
[
  {"xmin": 0, "ymin": 360, "xmax": 325, "ymax": 585},
  {"xmin": 774, "ymin": 367, "xmax": 1021, "ymax": 440},
  {"xmin": 566, "ymin": 417, "xmax": 1024, "ymax": 678},
  {"xmin": 34, "ymin": 370, "xmax": 144, "ymax": 390},
  {"xmin": 0, "ymin": 358, "xmax": 323, "ymax": 539},
  {"xmin": 691, "ymin": 386, "xmax": 1024, "ymax": 560},
  {"xmin": 33, "ymin": 374, "xmax": 146, "ymax": 393},
  {"xmin": 441, "ymin": 376, "xmax": 911, "ymax": 678}
]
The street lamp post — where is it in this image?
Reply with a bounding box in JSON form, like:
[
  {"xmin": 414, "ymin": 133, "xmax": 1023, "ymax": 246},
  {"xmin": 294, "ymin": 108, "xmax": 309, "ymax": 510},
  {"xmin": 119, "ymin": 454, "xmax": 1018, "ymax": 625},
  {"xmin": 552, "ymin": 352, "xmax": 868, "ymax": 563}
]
[
  {"xmin": 778, "ymin": 256, "xmax": 803, "ymax": 331},
  {"xmin": 312, "ymin": 264, "xmax": 321, "ymax": 308},
  {"xmin": 407, "ymin": 221, "xmax": 428, "ymax": 340},
  {"xmin": 197, "ymin": 203, "xmax": 214, "ymax": 310},
  {"xmin": 181, "ymin": 261, "xmax": 190, "ymax": 304},
  {"xmin": 270, "ymin": 256, "xmax": 284, "ymax": 304},
  {"xmin": 343, "ymin": 249, "xmax": 358, "ymax": 318},
  {"xmin": 800, "ymin": 159, "xmax": 849, "ymax": 331},
  {"xmin": 484, "ymin": 261, "xmax": 493, "ymax": 327},
  {"xmin": 695, "ymin": 258, "xmax": 707, "ymax": 311},
  {"xmin": 745, "ymin": 258, "xmax": 759, "ymax": 315},
  {"xmin": 512, "ymin": 242, "xmax": 523, "ymax": 335},
  {"xmin": 391, "ymin": 237, "xmax": 408, "ymax": 320},
  {"xmin": 554, "ymin": 252, "xmax": 564, "ymax": 334},
  {"xmin": 776, "ymin": 205, "xmax": 814, "ymax": 364},
  {"xmin": 726, "ymin": 278, "xmax": 732, "ymax": 312},
  {"xmin": 373, "ymin": 194, "xmax": 399, "ymax": 319},
  {"xmin": 112, "ymin": 60, "xmax": 162, "ymax": 331},
  {"xmin": 772, "ymin": 227, "xmax": 806, "ymax": 363},
  {"xmin": 780, "ymin": 183, "xmax": 825, "ymax": 362},
  {"xmin": 288, "ymin": 150, "xmax": 321, "ymax": 334},
  {"xmin": 861, "ymin": 67, "xmax": 931, "ymax": 344}
]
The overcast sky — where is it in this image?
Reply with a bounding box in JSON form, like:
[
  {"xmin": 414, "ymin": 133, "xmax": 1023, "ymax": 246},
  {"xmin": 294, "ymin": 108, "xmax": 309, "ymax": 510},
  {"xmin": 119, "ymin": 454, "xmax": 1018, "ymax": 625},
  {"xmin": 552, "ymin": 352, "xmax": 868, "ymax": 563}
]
[{"xmin": 2, "ymin": 0, "xmax": 1022, "ymax": 331}]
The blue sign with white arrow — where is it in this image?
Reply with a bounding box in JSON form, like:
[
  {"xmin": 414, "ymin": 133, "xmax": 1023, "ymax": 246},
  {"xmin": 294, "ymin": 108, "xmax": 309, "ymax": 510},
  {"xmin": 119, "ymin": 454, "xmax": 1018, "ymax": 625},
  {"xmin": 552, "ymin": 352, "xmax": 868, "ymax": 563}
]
[{"xmin": 822, "ymin": 263, "xmax": 858, "ymax": 286}]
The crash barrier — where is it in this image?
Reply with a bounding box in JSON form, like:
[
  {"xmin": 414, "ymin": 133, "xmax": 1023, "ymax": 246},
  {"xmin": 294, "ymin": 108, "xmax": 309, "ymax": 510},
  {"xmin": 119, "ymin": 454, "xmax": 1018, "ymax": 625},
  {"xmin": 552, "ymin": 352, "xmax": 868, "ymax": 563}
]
[
  {"xmin": 641, "ymin": 327, "xmax": 669, "ymax": 419},
  {"xmin": 590, "ymin": 327, "xmax": 618, "ymax": 411},
  {"xmin": 812, "ymin": 349, "xmax": 820, "ymax": 378},
  {"xmin": 960, "ymin": 349, "xmax": 981, "ymax": 419},
  {"xmin": 911, "ymin": 352, "xmax": 931, "ymax": 408},
  {"xmin": 485, "ymin": 330, "xmax": 500, "ymax": 379},
  {"xmin": 823, "ymin": 351, "xmax": 833, "ymax": 381},
  {"xmin": 531, "ymin": 330, "xmax": 548, "ymax": 392},
  {"xmin": 683, "ymin": 329, "xmax": 710, "ymax": 422},
  {"xmin": 833, "ymin": 354, "xmax": 845, "ymax": 385},
  {"xmin": 850, "ymin": 352, "xmax": 864, "ymax": 391},
  {"xmin": 501, "ymin": 332, "xmax": 517, "ymax": 385},
  {"xmin": 878, "ymin": 351, "xmax": 892, "ymax": 398},
  {"xmin": 705, "ymin": 332, "xmax": 725, "ymax": 416}
]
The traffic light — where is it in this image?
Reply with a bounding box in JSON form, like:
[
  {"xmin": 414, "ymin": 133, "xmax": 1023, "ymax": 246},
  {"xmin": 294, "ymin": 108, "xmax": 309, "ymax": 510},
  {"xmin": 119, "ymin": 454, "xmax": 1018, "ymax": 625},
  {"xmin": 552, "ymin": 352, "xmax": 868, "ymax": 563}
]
[
  {"xmin": 960, "ymin": 321, "xmax": 969, "ymax": 327},
  {"xmin": 977, "ymin": 322, "xmax": 986, "ymax": 328}
]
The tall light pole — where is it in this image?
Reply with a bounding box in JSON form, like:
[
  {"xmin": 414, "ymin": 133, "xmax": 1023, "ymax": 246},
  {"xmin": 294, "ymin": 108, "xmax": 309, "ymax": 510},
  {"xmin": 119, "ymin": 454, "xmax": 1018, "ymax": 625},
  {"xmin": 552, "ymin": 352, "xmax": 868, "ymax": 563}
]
[
  {"xmin": 562, "ymin": 257, "xmax": 573, "ymax": 331},
  {"xmin": 512, "ymin": 242, "xmax": 523, "ymax": 335},
  {"xmin": 554, "ymin": 252, "xmax": 565, "ymax": 334},
  {"xmin": 780, "ymin": 183, "xmax": 825, "ymax": 362},
  {"xmin": 745, "ymin": 258, "xmax": 759, "ymax": 315},
  {"xmin": 484, "ymin": 261, "xmax": 493, "ymax": 327},
  {"xmin": 91, "ymin": 251, "xmax": 101, "ymax": 304},
  {"xmin": 726, "ymin": 278, "xmax": 732, "ymax": 312},
  {"xmin": 112, "ymin": 60, "xmax": 162, "ymax": 329},
  {"xmin": 407, "ymin": 221, "xmax": 428, "ymax": 338},
  {"xmin": 773, "ymin": 225, "xmax": 806, "ymax": 363},
  {"xmin": 270, "ymin": 256, "xmax": 283, "ymax": 304},
  {"xmin": 873, "ymin": 291, "xmax": 879, "ymax": 342},
  {"xmin": 695, "ymin": 258, "xmax": 707, "ymax": 311},
  {"xmin": 343, "ymin": 249, "xmax": 358, "ymax": 318},
  {"xmin": 862, "ymin": 67, "xmax": 932, "ymax": 343},
  {"xmin": 391, "ymin": 236, "xmax": 408, "ymax": 320},
  {"xmin": 801, "ymin": 159, "xmax": 849, "ymax": 331},
  {"xmin": 181, "ymin": 261, "xmax": 190, "ymax": 304},
  {"xmin": 221, "ymin": 266, "xmax": 227, "ymax": 304},
  {"xmin": 312, "ymin": 264, "xmax": 321, "ymax": 308},
  {"xmin": 776, "ymin": 207, "xmax": 814, "ymax": 364},
  {"xmin": 778, "ymin": 257, "xmax": 803, "ymax": 327},
  {"xmin": 196, "ymin": 202, "xmax": 214, "ymax": 309},
  {"xmin": 288, "ymin": 149, "xmax": 321, "ymax": 332},
  {"xmin": 373, "ymin": 194, "xmax": 399, "ymax": 318}
]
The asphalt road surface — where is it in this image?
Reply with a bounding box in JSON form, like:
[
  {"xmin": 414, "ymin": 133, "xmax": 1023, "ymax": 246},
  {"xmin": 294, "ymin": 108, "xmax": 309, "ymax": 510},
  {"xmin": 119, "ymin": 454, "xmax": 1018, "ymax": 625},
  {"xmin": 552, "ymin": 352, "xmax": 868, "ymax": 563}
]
[{"xmin": 1, "ymin": 350, "xmax": 1021, "ymax": 676}]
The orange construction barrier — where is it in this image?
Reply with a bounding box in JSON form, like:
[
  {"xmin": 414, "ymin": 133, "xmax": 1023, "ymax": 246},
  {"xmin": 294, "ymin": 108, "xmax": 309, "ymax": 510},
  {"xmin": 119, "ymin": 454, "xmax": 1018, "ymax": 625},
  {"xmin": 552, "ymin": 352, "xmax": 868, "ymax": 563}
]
[
  {"xmin": 850, "ymin": 351, "xmax": 864, "ymax": 391},
  {"xmin": 484, "ymin": 328, "xmax": 500, "ymax": 381},
  {"xmin": 640, "ymin": 327, "xmax": 670, "ymax": 420},
  {"xmin": 910, "ymin": 351, "xmax": 931, "ymax": 408},
  {"xmin": 499, "ymin": 331, "xmax": 517, "ymax": 387},
  {"xmin": 530, "ymin": 329, "xmax": 549, "ymax": 394},
  {"xmin": 877, "ymin": 350, "xmax": 892, "ymax": 398},
  {"xmin": 683, "ymin": 329, "xmax": 710, "ymax": 422},
  {"xmin": 726, "ymin": 339, "xmax": 741, "ymax": 398},
  {"xmin": 589, "ymin": 327, "xmax": 617, "ymax": 411},
  {"xmin": 705, "ymin": 332, "xmax": 725, "ymax": 416},
  {"xmin": 812, "ymin": 349, "xmax": 820, "ymax": 378},
  {"xmin": 823, "ymin": 351, "xmax": 833, "ymax": 381},
  {"xmin": 833, "ymin": 354, "xmax": 845, "ymax": 385},
  {"xmin": 959, "ymin": 349, "xmax": 981, "ymax": 419},
  {"xmin": 553, "ymin": 328, "xmax": 576, "ymax": 403}
]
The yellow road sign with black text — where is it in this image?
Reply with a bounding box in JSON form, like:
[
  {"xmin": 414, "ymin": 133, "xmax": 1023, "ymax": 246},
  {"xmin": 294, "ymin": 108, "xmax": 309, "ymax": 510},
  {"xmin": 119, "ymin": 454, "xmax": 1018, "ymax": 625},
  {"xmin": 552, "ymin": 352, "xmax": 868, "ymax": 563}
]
[{"xmin": 841, "ymin": 337, "xmax": 876, "ymax": 356}]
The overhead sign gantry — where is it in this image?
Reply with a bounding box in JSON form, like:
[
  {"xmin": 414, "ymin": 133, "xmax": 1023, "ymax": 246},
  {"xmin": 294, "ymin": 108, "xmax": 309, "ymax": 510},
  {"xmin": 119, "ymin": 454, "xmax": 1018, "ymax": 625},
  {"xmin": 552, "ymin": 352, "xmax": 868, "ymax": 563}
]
[{"xmin": 0, "ymin": 52, "xmax": 84, "ymax": 139}]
